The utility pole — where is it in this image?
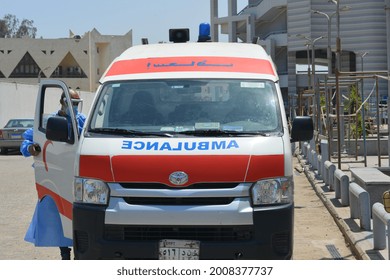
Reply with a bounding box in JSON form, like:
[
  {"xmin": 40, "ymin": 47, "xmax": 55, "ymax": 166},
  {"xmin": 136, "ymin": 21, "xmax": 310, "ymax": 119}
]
[
  {"xmin": 332, "ymin": 0, "xmax": 343, "ymax": 169},
  {"xmin": 386, "ymin": 0, "xmax": 390, "ymax": 166}
]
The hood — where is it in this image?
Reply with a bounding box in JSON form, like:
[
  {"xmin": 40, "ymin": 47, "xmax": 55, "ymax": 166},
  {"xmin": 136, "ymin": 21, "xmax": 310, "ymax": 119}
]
[{"xmin": 79, "ymin": 137, "xmax": 285, "ymax": 187}]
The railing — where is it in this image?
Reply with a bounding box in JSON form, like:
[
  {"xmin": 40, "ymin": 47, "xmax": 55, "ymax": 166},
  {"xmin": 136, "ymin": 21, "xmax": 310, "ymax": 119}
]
[{"xmin": 238, "ymin": 0, "xmax": 265, "ymax": 15}]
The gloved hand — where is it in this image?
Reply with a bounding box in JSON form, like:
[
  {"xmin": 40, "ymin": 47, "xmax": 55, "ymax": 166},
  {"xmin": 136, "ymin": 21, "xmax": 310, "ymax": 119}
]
[{"xmin": 28, "ymin": 143, "xmax": 41, "ymax": 156}]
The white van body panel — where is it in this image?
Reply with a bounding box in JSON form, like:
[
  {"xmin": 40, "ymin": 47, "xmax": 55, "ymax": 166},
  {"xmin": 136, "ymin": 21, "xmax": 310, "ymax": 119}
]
[{"xmin": 34, "ymin": 42, "xmax": 304, "ymax": 259}]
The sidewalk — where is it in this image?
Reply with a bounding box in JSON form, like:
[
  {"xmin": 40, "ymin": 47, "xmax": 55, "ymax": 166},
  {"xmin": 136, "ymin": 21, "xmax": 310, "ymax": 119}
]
[{"xmin": 296, "ymin": 152, "xmax": 389, "ymax": 260}]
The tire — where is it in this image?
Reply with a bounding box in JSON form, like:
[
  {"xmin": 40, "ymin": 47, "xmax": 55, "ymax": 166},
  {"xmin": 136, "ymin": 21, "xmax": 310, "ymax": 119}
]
[{"xmin": 0, "ymin": 147, "xmax": 8, "ymax": 155}]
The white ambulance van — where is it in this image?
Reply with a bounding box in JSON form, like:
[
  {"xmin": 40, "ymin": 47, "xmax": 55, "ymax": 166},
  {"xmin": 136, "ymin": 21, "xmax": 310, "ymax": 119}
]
[{"xmin": 34, "ymin": 38, "xmax": 313, "ymax": 259}]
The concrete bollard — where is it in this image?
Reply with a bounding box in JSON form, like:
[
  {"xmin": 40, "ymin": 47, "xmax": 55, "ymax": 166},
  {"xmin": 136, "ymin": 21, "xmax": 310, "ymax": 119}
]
[
  {"xmin": 320, "ymin": 140, "xmax": 329, "ymax": 178},
  {"xmin": 372, "ymin": 202, "xmax": 390, "ymax": 259},
  {"xmin": 324, "ymin": 160, "xmax": 333, "ymax": 186},
  {"xmin": 334, "ymin": 169, "xmax": 341, "ymax": 199},
  {"xmin": 308, "ymin": 145, "xmax": 313, "ymax": 164},
  {"xmin": 317, "ymin": 155, "xmax": 322, "ymax": 177},
  {"xmin": 323, "ymin": 162, "xmax": 329, "ymax": 185},
  {"xmin": 305, "ymin": 143, "xmax": 311, "ymax": 160},
  {"xmin": 311, "ymin": 150, "xmax": 317, "ymax": 170},
  {"xmin": 303, "ymin": 142, "xmax": 309, "ymax": 158},
  {"xmin": 328, "ymin": 163, "xmax": 336, "ymax": 191},
  {"xmin": 334, "ymin": 169, "xmax": 349, "ymax": 206},
  {"xmin": 349, "ymin": 182, "xmax": 371, "ymax": 230}
]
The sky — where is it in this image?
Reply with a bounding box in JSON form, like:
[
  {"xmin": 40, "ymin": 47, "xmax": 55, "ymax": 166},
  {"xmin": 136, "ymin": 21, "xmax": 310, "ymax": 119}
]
[{"xmin": 1, "ymin": 0, "xmax": 247, "ymax": 45}]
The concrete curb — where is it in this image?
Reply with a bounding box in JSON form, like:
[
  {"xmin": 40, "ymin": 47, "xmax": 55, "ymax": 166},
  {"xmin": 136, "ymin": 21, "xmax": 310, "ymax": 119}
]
[{"xmin": 297, "ymin": 155, "xmax": 385, "ymax": 260}]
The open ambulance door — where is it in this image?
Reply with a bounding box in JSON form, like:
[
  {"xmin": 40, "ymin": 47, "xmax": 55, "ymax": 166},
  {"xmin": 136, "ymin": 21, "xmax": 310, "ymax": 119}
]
[{"xmin": 32, "ymin": 80, "xmax": 80, "ymax": 240}]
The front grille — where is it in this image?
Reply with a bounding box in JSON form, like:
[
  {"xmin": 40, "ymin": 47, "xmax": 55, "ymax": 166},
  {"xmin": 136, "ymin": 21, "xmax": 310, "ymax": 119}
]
[
  {"xmin": 123, "ymin": 197, "xmax": 234, "ymax": 205},
  {"xmin": 120, "ymin": 182, "xmax": 241, "ymax": 189},
  {"xmin": 104, "ymin": 225, "xmax": 253, "ymax": 241}
]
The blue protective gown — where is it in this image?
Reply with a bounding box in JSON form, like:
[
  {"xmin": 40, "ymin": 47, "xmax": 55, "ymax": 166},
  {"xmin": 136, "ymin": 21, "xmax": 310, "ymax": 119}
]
[
  {"xmin": 24, "ymin": 197, "xmax": 73, "ymax": 247},
  {"xmin": 21, "ymin": 112, "xmax": 86, "ymax": 246}
]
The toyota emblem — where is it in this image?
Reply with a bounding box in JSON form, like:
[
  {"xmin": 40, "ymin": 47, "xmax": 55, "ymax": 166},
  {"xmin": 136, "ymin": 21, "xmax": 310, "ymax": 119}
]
[{"xmin": 169, "ymin": 171, "xmax": 189, "ymax": 186}]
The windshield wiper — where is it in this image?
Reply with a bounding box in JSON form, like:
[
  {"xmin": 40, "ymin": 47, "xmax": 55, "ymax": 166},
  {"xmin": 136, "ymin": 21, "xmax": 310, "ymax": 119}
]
[
  {"xmin": 177, "ymin": 129, "xmax": 271, "ymax": 137},
  {"xmin": 88, "ymin": 128, "xmax": 173, "ymax": 137}
]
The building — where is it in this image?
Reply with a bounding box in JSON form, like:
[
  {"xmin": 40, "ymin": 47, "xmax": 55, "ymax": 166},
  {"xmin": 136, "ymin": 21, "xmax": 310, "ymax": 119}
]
[
  {"xmin": 0, "ymin": 29, "xmax": 132, "ymax": 91},
  {"xmin": 211, "ymin": 0, "xmax": 390, "ymax": 117}
]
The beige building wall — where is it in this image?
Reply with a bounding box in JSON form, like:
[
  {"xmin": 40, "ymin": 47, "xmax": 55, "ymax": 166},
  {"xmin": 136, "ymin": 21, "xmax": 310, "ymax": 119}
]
[
  {"xmin": 0, "ymin": 81, "xmax": 96, "ymax": 128},
  {"xmin": 0, "ymin": 29, "xmax": 132, "ymax": 92}
]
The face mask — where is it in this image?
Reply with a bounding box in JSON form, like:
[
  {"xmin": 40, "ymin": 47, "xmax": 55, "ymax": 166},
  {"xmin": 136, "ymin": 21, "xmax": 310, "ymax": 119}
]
[
  {"xmin": 73, "ymin": 105, "xmax": 79, "ymax": 115},
  {"xmin": 66, "ymin": 105, "xmax": 78, "ymax": 116}
]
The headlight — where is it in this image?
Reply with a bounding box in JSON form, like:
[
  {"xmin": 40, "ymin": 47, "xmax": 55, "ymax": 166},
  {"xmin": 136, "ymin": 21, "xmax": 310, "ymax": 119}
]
[
  {"xmin": 251, "ymin": 177, "xmax": 293, "ymax": 206},
  {"xmin": 74, "ymin": 178, "xmax": 109, "ymax": 205}
]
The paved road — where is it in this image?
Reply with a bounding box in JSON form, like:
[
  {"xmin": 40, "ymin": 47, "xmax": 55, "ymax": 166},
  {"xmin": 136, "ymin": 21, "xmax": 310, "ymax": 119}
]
[
  {"xmin": 0, "ymin": 152, "xmax": 58, "ymax": 259},
  {"xmin": 292, "ymin": 158, "xmax": 355, "ymax": 260},
  {"xmin": 0, "ymin": 152, "xmax": 355, "ymax": 260}
]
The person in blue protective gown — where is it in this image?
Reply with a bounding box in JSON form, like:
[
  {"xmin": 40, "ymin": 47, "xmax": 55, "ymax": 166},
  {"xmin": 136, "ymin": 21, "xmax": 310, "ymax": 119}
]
[{"xmin": 20, "ymin": 89, "xmax": 86, "ymax": 260}]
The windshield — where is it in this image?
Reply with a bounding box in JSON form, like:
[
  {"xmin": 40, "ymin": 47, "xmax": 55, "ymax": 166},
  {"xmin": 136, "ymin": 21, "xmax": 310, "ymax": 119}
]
[{"xmin": 88, "ymin": 79, "xmax": 282, "ymax": 136}]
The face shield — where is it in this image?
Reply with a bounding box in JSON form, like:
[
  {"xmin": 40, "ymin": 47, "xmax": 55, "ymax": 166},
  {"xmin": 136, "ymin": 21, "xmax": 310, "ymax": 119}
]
[{"xmin": 62, "ymin": 96, "xmax": 83, "ymax": 116}]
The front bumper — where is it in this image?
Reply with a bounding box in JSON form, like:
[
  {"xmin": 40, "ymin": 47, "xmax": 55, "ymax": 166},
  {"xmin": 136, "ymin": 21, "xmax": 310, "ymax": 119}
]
[
  {"xmin": 73, "ymin": 203, "xmax": 293, "ymax": 260},
  {"xmin": 0, "ymin": 139, "xmax": 23, "ymax": 149}
]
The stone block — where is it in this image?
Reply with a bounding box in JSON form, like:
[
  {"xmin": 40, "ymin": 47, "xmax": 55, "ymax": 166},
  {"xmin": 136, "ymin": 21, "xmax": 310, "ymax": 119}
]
[{"xmin": 350, "ymin": 167, "xmax": 390, "ymax": 209}]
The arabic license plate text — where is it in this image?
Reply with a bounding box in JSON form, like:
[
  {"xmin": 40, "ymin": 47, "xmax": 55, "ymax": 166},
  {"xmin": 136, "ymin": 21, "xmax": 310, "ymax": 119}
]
[{"xmin": 159, "ymin": 239, "xmax": 200, "ymax": 260}]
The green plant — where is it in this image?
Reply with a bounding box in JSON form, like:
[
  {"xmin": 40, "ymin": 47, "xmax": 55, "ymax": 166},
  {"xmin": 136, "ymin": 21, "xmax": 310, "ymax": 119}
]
[{"xmin": 344, "ymin": 84, "xmax": 367, "ymax": 138}]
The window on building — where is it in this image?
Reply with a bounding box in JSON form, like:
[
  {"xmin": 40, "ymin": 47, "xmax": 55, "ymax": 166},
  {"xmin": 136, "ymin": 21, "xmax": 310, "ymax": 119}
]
[
  {"xmin": 9, "ymin": 52, "xmax": 43, "ymax": 78},
  {"xmin": 50, "ymin": 52, "xmax": 87, "ymax": 78}
]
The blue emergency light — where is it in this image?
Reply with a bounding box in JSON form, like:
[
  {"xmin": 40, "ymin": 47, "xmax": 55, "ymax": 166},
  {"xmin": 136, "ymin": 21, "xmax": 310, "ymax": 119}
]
[{"xmin": 198, "ymin": 23, "xmax": 211, "ymax": 42}]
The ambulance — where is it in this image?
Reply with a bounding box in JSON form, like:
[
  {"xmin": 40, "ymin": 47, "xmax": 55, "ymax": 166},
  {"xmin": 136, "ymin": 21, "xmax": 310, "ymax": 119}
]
[{"xmin": 33, "ymin": 31, "xmax": 313, "ymax": 260}]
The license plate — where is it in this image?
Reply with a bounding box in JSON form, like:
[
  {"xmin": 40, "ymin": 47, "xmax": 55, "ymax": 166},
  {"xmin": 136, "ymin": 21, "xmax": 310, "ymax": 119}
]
[
  {"xmin": 10, "ymin": 134, "xmax": 21, "ymax": 139},
  {"xmin": 159, "ymin": 239, "xmax": 200, "ymax": 260}
]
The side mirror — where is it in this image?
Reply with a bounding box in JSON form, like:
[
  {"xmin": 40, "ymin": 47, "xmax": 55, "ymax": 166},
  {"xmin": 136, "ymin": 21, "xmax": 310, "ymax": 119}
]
[
  {"xmin": 290, "ymin": 116, "xmax": 313, "ymax": 143},
  {"xmin": 46, "ymin": 116, "xmax": 74, "ymax": 144}
]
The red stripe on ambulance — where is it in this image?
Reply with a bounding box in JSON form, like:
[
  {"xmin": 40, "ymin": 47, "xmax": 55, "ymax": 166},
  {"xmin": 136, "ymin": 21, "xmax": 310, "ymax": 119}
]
[
  {"xmin": 104, "ymin": 57, "xmax": 276, "ymax": 77},
  {"xmin": 79, "ymin": 154, "xmax": 284, "ymax": 186},
  {"xmin": 79, "ymin": 155, "xmax": 114, "ymax": 181},
  {"xmin": 36, "ymin": 183, "xmax": 73, "ymax": 220}
]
